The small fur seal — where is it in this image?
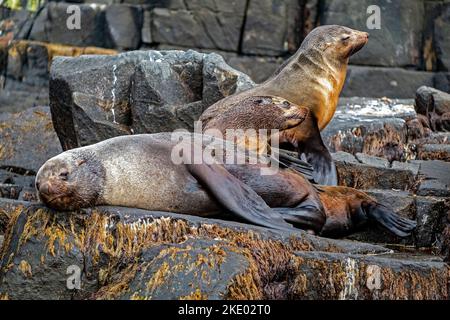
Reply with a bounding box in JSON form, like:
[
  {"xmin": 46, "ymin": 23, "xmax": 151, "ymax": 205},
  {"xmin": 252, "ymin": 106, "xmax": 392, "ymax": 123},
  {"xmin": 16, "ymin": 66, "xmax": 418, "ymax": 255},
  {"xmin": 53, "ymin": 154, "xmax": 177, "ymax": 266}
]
[
  {"xmin": 200, "ymin": 25, "xmax": 369, "ymax": 185},
  {"xmin": 35, "ymin": 133, "xmax": 415, "ymax": 237}
]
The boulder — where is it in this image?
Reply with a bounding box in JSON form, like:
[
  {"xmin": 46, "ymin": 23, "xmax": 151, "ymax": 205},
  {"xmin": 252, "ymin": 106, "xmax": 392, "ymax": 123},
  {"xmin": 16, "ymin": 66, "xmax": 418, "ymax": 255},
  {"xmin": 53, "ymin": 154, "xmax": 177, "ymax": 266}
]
[
  {"xmin": 342, "ymin": 66, "xmax": 435, "ymax": 99},
  {"xmin": 0, "ymin": 106, "xmax": 62, "ymax": 174},
  {"xmin": 320, "ymin": 0, "xmax": 424, "ymax": 68},
  {"xmin": 242, "ymin": 0, "xmax": 302, "ymax": 56},
  {"xmin": 415, "ymin": 86, "xmax": 450, "ymax": 132},
  {"xmin": 49, "ymin": 49, "xmax": 254, "ymax": 150},
  {"xmin": 0, "ymin": 202, "xmax": 391, "ymax": 300}
]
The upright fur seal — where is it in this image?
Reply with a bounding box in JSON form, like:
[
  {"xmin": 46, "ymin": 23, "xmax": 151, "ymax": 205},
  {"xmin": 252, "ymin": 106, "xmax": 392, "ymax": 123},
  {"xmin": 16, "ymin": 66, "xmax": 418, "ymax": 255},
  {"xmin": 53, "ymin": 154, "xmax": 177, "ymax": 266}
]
[
  {"xmin": 200, "ymin": 25, "xmax": 369, "ymax": 185},
  {"xmin": 35, "ymin": 133, "xmax": 415, "ymax": 237}
]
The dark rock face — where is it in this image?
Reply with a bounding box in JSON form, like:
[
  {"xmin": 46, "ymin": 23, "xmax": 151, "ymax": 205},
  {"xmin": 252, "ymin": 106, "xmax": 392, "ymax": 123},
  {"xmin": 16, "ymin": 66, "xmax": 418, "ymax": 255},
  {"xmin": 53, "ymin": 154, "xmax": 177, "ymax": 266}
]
[
  {"xmin": 242, "ymin": 0, "xmax": 302, "ymax": 56},
  {"xmin": 290, "ymin": 251, "xmax": 448, "ymax": 300},
  {"xmin": 342, "ymin": 66, "xmax": 435, "ymax": 99},
  {"xmin": 0, "ymin": 106, "xmax": 62, "ymax": 174},
  {"xmin": 332, "ymin": 152, "xmax": 416, "ymax": 190},
  {"xmin": 0, "ymin": 203, "xmax": 393, "ymax": 300},
  {"xmin": 423, "ymin": 1, "xmax": 450, "ymax": 72},
  {"xmin": 29, "ymin": 2, "xmax": 110, "ymax": 48},
  {"xmin": 151, "ymin": 1, "xmax": 247, "ymax": 52},
  {"xmin": 49, "ymin": 49, "xmax": 254, "ymax": 150},
  {"xmin": 320, "ymin": 0, "xmax": 424, "ymax": 68},
  {"xmin": 0, "ymin": 40, "xmax": 117, "ymax": 114},
  {"xmin": 105, "ymin": 4, "xmax": 143, "ymax": 50},
  {"xmin": 413, "ymin": 160, "xmax": 450, "ymax": 197}
]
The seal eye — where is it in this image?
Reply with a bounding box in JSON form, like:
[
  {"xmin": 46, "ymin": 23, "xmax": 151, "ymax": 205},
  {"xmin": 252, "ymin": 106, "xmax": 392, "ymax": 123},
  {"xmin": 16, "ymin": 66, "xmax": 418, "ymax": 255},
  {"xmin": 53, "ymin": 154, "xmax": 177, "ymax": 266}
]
[{"xmin": 341, "ymin": 36, "xmax": 350, "ymax": 42}]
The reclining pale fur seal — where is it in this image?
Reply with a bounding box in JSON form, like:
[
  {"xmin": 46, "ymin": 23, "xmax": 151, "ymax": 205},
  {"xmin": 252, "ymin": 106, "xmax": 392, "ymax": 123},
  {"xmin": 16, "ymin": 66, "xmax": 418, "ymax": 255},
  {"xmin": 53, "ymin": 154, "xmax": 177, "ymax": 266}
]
[{"xmin": 35, "ymin": 133, "xmax": 415, "ymax": 238}]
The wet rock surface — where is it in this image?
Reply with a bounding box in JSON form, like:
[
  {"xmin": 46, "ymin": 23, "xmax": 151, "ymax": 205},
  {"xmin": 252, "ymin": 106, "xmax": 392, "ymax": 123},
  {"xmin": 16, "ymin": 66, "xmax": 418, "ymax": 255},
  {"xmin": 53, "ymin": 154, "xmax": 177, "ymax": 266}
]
[
  {"xmin": 0, "ymin": 203, "xmax": 393, "ymax": 300},
  {"xmin": 0, "ymin": 106, "xmax": 62, "ymax": 173}
]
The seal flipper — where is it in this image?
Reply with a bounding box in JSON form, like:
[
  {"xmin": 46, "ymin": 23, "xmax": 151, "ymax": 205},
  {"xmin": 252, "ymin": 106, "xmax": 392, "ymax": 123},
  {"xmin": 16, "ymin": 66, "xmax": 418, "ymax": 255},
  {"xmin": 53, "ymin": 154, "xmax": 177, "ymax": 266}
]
[
  {"xmin": 297, "ymin": 115, "xmax": 337, "ymax": 186},
  {"xmin": 186, "ymin": 163, "xmax": 296, "ymax": 232},
  {"xmin": 364, "ymin": 202, "xmax": 417, "ymax": 237},
  {"xmin": 273, "ymin": 198, "xmax": 326, "ymax": 234},
  {"xmin": 272, "ymin": 148, "xmax": 315, "ymax": 181}
]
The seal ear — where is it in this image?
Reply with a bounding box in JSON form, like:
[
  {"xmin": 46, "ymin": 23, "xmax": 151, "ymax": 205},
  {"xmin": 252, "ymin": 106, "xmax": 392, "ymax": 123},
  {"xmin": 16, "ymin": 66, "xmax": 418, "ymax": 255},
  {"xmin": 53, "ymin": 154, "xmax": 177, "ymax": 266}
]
[
  {"xmin": 363, "ymin": 202, "xmax": 417, "ymax": 238},
  {"xmin": 186, "ymin": 162, "xmax": 297, "ymax": 232}
]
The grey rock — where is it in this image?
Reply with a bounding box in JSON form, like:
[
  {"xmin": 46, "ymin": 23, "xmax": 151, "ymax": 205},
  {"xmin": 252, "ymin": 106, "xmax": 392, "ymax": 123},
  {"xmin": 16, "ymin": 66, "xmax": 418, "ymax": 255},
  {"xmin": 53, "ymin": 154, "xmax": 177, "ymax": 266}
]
[
  {"xmin": 107, "ymin": 239, "xmax": 251, "ymax": 300},
  {"xmin": 412, "ymin": 160, "xmax": 450, "ymax": 197},
  {"xmin": 418, "ymin": 144, "xmax": 450, "ymax": 162},
  {"xmin": 0, "ymin": 106, "xmax": 62, "ymax": 174},
  {"xmin": 415, "ymin": 86, "xmax": 450, "ymax": 132},
  {"xmin": 391, "ymin": 161, "xmax": 420, "ymax": 176},
  {"xmin": 355, "ymin": 153, "xmax": 389, "ymax": 169},
  {"xmin": 331, "ymin": 151, "xmax": 359, "ymax": 165},
  {"xmin": 342, "ymin": 66, "xmax": 435, "ymax": 99},
  {"xmin": 423, "ymin": 1, "xmax": 450, "ymax": 72},
  {"xmin": 0, "ymin": 184, "xmax": 22, "ymax": 200},
  {"xmin": 242, "ymin": 0, "xmax": 302, "ymax": 56},
  {"xmin": 289, "ymin": 251, "xmax": 449, "ymax": 300},
  {"xmin": 105, "ymin": 4, "xmax": 143, "ymax": 50},
  {"xmin": 6, "ymin": 41, "xmax": 49, "ymax": 87},
  {"xmin": 151, "ymin": 1, "xmax": 246, "ymax": 52},
  {"xmin": 50, "ymin": 49, "xmax": 254, "ymax": 150},
  {"xmin": 30, "ymin": 2, "xmax": 109, "ymax": 48},
  {"xmin": 141, "ymin": 10, "xmax": 152, "ymax": 44},
  {"xmin": 0, "ymin": 202, "xmax": 391, "ymax": 299},
  {"xmin": 415, "ymin": 196, "xmax": 449, "ymax": 248},
  {"xmin": 415, "ymin": 86, "xmax": 450, "ymax": 116},
  {"xmin": 334, "ymin": 157, "xmax": 415, "ymax": 190},
  {"xmin": 323, "ymin": 109, "xmax": 407, "ymax": 162},
  {"xmin": 320, "ymin": 0, "xmax": 424, "ymax": 67},
  {"xmin": 0, "ymin": 88, "xmax": 49, "ymax": 114},
  {"xmin": 226, "ymin": 55, "xmax": 284, "ymax": 84}
]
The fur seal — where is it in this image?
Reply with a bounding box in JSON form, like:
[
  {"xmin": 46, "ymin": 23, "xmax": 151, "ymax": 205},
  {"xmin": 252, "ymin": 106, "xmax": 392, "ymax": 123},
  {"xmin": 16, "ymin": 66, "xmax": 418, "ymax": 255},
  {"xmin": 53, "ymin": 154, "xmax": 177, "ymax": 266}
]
[
  {"xmin": 200, "ymin": 25, "xmax": 369, "ymax": 185},
  {"xmin": 35, "ymin": 133, "xmax": 415, "ymax": 238}
]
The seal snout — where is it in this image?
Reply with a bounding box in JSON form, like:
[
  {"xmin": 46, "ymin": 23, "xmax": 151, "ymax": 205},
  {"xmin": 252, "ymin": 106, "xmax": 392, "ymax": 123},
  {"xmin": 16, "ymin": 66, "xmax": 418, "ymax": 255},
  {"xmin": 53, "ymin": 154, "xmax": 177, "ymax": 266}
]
[{"xmin": 35, "ymin": 162, "xmax": 73, "ymax": 209}]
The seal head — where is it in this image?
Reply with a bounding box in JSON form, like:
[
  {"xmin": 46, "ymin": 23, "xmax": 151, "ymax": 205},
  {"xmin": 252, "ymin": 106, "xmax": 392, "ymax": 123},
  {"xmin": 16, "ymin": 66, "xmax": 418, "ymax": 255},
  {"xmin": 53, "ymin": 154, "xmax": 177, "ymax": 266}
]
[
  {"xmin": 35, "ymin": 150, "xmax": 105, "ymax": 210},
  {"xmin": 299, "ymin": 25, "xmax": 369, "ymax": 62}
]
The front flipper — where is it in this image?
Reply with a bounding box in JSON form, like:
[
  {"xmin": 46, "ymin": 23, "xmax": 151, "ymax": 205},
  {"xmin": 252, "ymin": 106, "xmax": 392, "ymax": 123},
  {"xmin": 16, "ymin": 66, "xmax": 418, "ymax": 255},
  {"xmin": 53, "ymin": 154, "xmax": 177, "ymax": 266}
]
[
  {"xmin": 273, "ymin": 198, "xmax": 326, "ymax": 234},
  {"xmin": 186, "ymin": 162, "xmax": 296, "ymax": 232},
  {"xmin": 296, "ymin": 114, "xmax": 337, "ymax": 186}
]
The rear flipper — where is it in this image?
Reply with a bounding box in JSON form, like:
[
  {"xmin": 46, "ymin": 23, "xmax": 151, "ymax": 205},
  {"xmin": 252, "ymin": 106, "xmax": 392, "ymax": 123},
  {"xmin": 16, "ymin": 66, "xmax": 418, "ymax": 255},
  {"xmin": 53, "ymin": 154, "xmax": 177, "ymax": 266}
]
[
  {"xmin": 273, "ymin": 198, "xmax": 326, "ymax": 234},
  {"xmin": 364, "ymin": 202, "xmax": 417, "ymax": 238}
]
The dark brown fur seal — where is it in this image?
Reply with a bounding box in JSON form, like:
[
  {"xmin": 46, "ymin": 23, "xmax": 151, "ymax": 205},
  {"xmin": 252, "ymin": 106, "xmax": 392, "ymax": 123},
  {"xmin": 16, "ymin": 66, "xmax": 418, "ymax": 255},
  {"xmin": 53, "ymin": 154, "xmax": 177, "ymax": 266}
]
[
  {"xmin": 200, "ymin": 25, "xmax": 369, "ymax": 185},
  {"xmin": 35, "ymin": 133, "xmax": 415, "ymax": 237}
]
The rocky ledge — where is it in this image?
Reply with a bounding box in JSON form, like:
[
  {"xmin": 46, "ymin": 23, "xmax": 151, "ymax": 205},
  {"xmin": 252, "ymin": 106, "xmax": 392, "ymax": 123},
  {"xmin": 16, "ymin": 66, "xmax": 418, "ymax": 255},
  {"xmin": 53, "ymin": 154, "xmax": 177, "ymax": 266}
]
[
  {"xmin": 0, "ymin": 50, "xmax": 449, "ymax": 300},
  {"xmin": 0, "ymin": 202, "xmax": 448, "ymax": 300}
]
